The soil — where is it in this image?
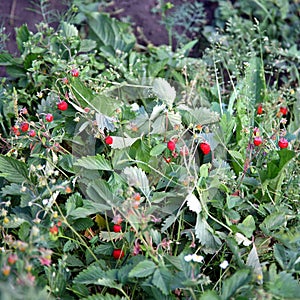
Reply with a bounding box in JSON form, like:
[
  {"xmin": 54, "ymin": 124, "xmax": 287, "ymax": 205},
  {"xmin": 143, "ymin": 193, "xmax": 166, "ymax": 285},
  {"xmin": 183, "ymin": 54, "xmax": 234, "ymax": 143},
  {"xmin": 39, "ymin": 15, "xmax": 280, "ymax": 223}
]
[{"xmin": 0, "ymin": 0, "xmax": 217, "ymax": 76}]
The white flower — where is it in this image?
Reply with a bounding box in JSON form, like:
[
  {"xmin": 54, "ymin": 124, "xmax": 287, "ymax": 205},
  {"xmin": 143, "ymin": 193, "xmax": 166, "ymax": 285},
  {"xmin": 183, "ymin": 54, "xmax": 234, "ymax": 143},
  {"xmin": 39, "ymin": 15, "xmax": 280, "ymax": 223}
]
[
  {"xmin": 192, "ymin": 254, "xmax": 204, "ymax": 263},
  {"xmin": 184, "ymin": 253, "xmax": 204, "ymax": 263},
  {"xmin": 220, "ymin": 260, "xmax": 229, "ymax": 269},
  {"xmin": 184, "ymin": 254, "xmax": 193, "ymax": 262}
]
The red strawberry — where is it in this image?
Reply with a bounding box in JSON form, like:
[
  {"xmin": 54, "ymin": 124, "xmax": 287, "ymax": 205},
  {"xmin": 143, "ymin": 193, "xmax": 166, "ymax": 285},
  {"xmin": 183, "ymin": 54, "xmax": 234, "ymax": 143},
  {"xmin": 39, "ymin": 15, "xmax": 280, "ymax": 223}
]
[
  {"xmin": 199, "ymin": 142, "xmax": 211, "ymax": 155},
  {"xmin": 7, "ymin": 254, "xmax": 18, "ymax": 265},
  {"xmin": 105, "ymin": 136, "xmax": 113, "ymax": 145},
  {"xmin": 20, "ymin": 122, "xmax": 29, "ymax": 132},
  {"xmin": 29, "ymin": 130, "xmax": 36, "ymax": 137},
  {"xmin": 253, "ymin": 136, "xmax": 262, "ymax": 146},
  {"xmin": 57, "ymin": 100, "xmax": 68, "ymax": 111},
  {"xmin": 278, "ymin": 138, "xmax": 288, "ymax": 149},
  {"xmin": 280, "ymin": 106, "xmax": 288, "ymax": 116},
  {"xmin": 45, "ymin": 113, "xmax": 54, "ymax": 122},
  {"xmin": 113, "ymin": 224, "xmax": 122, "ymax": 233},
  {"xmin": 167, "ymin": 140, "xmax": 176, "ymax": 151},
  {"xmin": 112, "ymin": 249, "xmax": 125, "ymax": 260},
  {"xmin": 71, "ymin": 69, "xmax": 79, "ymax": 77},
  {"xmin": 12, "ymin": 126, "xmax": 20, "ymax": 136},
  {"xmin": 257, "ymin": 104, "xmax": 263, "ymax": 115}
]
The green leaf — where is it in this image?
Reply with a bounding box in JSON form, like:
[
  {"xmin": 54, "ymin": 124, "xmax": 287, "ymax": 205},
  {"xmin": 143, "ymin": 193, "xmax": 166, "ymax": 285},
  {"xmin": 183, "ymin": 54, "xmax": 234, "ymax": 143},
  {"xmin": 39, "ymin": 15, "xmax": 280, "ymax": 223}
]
[
  {"xmin": 152, "ymin": 78, "xmax": 176, "ymax": 108},
  {"xmin": 195, "ymin": 215, "xmax": 222, "ymax": 254},
  {"xmin": 150, "ymin": 144, "xmax": 167, "ymax": 156},
  {"xmin": 200, "ymin": 290, "xmax": 221, "ymax": 300},
  {"xmin": 83, "ymin": 294, "xmax": 125, "ymax": 300},
  {"xmin": 0, "ymin": 155, "xmax": 29, "ymax": 183},
  {"xmin": 268, "ymin": 271, "xmax": 300, "ymax": 299},
  {"xmin": 123, "ymin": 166, "xmax": 150, "ymax": 198},
  {"xmin": 61, "ymin": 22, "xmax": 78, "ymax": 38},
  {"xmin": 74, "ymin": 266, "xmax": 105, "ymax": 284},
  {"xmin": 110, "ymin": 136, "xmax": 140, "ymax": 149},
  {"xmin": 86, "ymin": 179, "xmax": 117, "ymax": 209},
  {"xmin": 180, "ymin": 106, "xmax": 220, "ymax": 126},
  {"xmin": 129, "ymin": 260, "xmax": 157, "ymax": 278},
  {"xmin": 244, "ymin": 56, "xmax": 266, "ymax": 105},
  {"xmin": 72, "ymin": 218, "xmax": 94, "ymax": 231},
  {"xmin": 228, "ymin": 150, "xmax": 244, "ymax": 162},
  {"xmin": 74, "ymin": 154, "xmax": 112, "ymax": 171},
  {"xmin": 260, "ymin": 212, "xmax": 286, "ymax": 234},
  {"xmin": 152, "ymin": 268, "xmax": 171, "ymax": 296},
  {"xmin": 237, "ymin": 215, "xmax": 256, "ymax": 238},
  {"xmin": 16, "ymin": 24, "xmax": 30, "ymax": 52},
  {"xmin": 79, "ymin": 39, "xmax": 97, "ymax": 52},
  {"xmin": 87, "ymin": 12, "xmax": 135, "ymax": 53},
  {"xmin": 246, "ymin": 244, "xmax": 263, "ymax": 284},
  {"xmin": 221, "ymin": 269, "xmax": 251, "ymax": 300}
]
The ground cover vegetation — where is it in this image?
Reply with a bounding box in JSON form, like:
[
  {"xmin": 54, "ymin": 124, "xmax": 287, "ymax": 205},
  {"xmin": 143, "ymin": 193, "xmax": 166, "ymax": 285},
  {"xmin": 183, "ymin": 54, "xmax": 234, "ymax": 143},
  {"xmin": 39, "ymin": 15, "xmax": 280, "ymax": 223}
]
[{"xmin": 0, "ymin": 0, "xmax": 299, "ymax": 299}]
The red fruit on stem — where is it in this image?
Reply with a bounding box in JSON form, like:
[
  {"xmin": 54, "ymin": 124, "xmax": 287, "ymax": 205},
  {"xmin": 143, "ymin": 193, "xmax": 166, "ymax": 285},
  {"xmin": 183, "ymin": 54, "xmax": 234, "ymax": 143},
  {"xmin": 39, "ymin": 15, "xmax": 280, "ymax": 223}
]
[
  {"xmin": 257, "ymin": 104, "xmax": 263, "ymax": 115},
  {"xmin": 113, "ymin": 249, "xmax": 125, "ymax": 260},
  {"xmin": 113, "ymin": 224, "xmax": 122, "ymax": 233},
  {"xmin": 280, "ymin": 106, "xmax": 288, "ymax": 116},
  {"xmin": 29, "ymin": 130, "xmax": 36, "ymax": 137},
  {"xmin": 253, "ymin": 136, "xmax": 263, "ymax": 146},
  {"xmin": 105, "ymin": 136, "xmax": 113, "ymax": 145},
  {"xmin": 20, "ymin": 122, "xmax": 29, "ymax": 132},
  {"xmin": 45, "ymin": 113, "xmax": 54, "ymax": 122},
  {"xmin": 7, "ymin": 254, "xmax": 18, "ymax": 265},
  {"xmin": 278, "ymin": 138, "xmax": 288, "ymax": 149},
  {"xmin": 167, "ymin": 140, "xmax": 176, "ymax": 151},
  {"xmin": 12, "ymin": 126, "xmax": 20, "ymax": 136},
  {"xmin": 199, "ymin": 142, "xmax": 211, "ymax": 155},
  {"xmin": 57, "ymin": 100, "xmax": 68, "ymax": 111},
  {"xmin": 71, "ymin": 69, "xmax": 79, "ymax": 77}
]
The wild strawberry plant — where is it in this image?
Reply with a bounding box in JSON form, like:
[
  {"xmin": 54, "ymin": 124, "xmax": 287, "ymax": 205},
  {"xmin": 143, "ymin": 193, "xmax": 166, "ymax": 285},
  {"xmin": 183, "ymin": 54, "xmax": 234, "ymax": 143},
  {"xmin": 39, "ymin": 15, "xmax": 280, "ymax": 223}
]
[{"xmin": 0, "ymin": 1, "xmax": 299, "ymax": 299}]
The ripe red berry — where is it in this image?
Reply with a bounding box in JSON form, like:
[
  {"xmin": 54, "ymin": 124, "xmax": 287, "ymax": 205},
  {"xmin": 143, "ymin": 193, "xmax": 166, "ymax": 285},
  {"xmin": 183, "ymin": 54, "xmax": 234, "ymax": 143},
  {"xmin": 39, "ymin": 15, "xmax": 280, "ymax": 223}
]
[
  {"xmin": 253, "ymin": 136, "xmax": 263, "ymax": 146},
  {"xmin": 113, "ymin": 224, "xmax": 122, "ymax": 233},
  {"xmin": 49, "ymin": 225, "xmax": 59, "ymax": 235},
  {"xmin": 29, "ymin": 130, "xmax": 36, "ymax": 137},
  {"xmin": 45, "ymin": 113, "xmax": 54, "ymax": 122},
  {"xmin": 278, "ymin": 138, "xmax": 288, "ymax": 149},
  {"xmin": 71, "ymin": 69, "xmax": 79, "ymax": 77},
  {"xmin": 113, "ymin": 249, "xmax": 125, "ymax": 260},
  {"xmin": 57, "ymin": 100, "xmax": 68, "ymax": 111},
  {"xmin": 257, "ymin": 104, "xmax": 263, "ymax": 115},
  {"xmin": 20, "ymin": 122, "xmax": 29, "ymax": 132},
  {"xmin": 133, "ymin": 193, "xmax": 141, "ymax": 201},
  {"xmin": 105, "ymin": 136, "xmax": 113, "ymax": 145},
  {"xmin": 12, "ymin": 126, "xmax": 20, "ymax": 136},
  {"xmin": 280, "ymin": 106, "xmax": 288, "ymax": 116},
  {"xmin": 167, "ymin": 140, "xmax": 176, "ymax": 151},
  {"xmin": 199, "ymin": 142, "xmax": 211, "ymax": 155}
]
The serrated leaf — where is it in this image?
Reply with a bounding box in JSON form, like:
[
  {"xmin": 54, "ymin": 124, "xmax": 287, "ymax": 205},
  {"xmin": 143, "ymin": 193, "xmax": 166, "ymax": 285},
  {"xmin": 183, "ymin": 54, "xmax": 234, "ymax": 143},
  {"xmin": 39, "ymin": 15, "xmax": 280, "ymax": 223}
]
[
  {"xmin": 0, "ymin": 155, "xmax": 29, "ymax": 183},
  {"xmin": 99, "ymin": 231, "xmax": 123, "ymax": 242},
  {"xmin": 161, "ymin": 214, "xmax": 177, "ymax": 232},
  {"xmin": 61, "ymin": 21, "xmax": 78, "ymax": 38},
  {"xmin": 152, "ymin": 78, "xmax": 176, "ymax": 108},
  {"xmin": 16, "ymin": 24, "xmax": 30, "ymax": 52},
  {"xmin": 195, "ymin": 215, "xmax": 222, "ymax": 254},
  {"xmin": 246, "ymin": 244, "xmax": 263, "ymax": 284},
  {"xmin": 150, "ymin": 104, "xmax": 166, "ymax": 121},
  {"xmin": 83, "ymin": 294, "xmax": 125, "ymax": 300},
  {"xmin": 110, "ymin": 136, "xmax": 140, "ymax": 149},
  {"xmin": 123, "ymin": 166, "xmax": 150, "ymax": 198},
  {"xmin": 260, "ymin": 212, "xmax": 286, "ymax": 234},
  {"xmin": 237, "ymin": 215, "xmax": 255, "ymax": 238},
  {"xmin": 180, "ymin": 106, "xmax": 220, "ymax": 126},
  {"xmin": 150, "ymin": 143, "xmax": 167, "ymax": 156},
  {"xmin": 152, "ymin": 267, "xmax": 171, "ymax": 296},
  {"xmin": 95, "ymin": 112, "xmax": 116, "ymax": 132},
  {"xmin": 129, "ymin": 260, "xmax": 157, "ymax": 278},
  {"xmin": 221, "ymin": 269, "xmax": 251, "ymax": 300},
  {"xmin": 74, "ymin": 266, "xmax": 105, "ymax": 284},
  {"xmin": 200, "ymin": 290, "xmax": 221, "ymax": 300},
  {"xmin": 74, "ymin": 154, "xmax": 112, "ymax": 171},
  {"xmin": 268, "ymin": 271, "xmax": 300, "ymax": 298},
  {"xmin": 228, "ymin": 150, "xmax": 244, "ymax": 162},
  {"xmin": 72, "ymin": 218, "xmax": 94, "ymax": 231},
  {"xmin": 186, "ymin": 193, "xmax": 201, "ymax": 214},
  {"xmin": 80, "ymin": 39, "xmax": 97, "ymax": 52}
]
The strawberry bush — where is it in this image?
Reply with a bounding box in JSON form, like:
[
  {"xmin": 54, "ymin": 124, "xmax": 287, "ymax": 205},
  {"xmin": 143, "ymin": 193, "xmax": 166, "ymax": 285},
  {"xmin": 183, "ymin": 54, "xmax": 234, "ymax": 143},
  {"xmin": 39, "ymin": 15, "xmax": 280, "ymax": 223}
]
[{"xmin": 0, "ymin": 1, "xmax": 299, "ymax": 299}]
